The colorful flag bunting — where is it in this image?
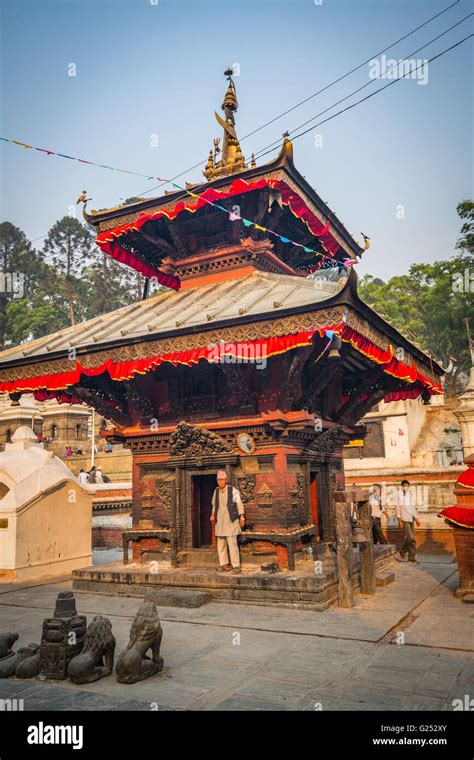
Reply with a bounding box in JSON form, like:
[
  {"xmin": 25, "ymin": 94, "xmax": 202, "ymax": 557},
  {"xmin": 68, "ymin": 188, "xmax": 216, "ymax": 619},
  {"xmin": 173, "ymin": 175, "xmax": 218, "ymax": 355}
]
[{"xmin": 0, "ymin": 134, "xmax": 362, "ymax": 271}]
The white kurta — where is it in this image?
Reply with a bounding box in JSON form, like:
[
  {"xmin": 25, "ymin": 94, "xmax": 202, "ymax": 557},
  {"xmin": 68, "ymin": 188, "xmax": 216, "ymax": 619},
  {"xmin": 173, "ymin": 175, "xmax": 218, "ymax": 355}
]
[
  {"xmin": 212, "ymin": 486, "xmax": 244, "ymax": 537},
  {"xmin": 396, "ymin": 488, "xmax": 417, "ymax": 522}
]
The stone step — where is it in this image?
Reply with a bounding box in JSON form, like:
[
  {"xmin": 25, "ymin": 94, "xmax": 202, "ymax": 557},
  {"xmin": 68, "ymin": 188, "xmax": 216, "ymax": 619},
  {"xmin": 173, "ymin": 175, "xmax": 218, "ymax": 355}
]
[
  {"xmin": 145, "ymin": 588, "xmax": 212, "ymax": 608},
  {"xmin": 376, "ymin": 572, "xmax": 395, "ymax": 587}
]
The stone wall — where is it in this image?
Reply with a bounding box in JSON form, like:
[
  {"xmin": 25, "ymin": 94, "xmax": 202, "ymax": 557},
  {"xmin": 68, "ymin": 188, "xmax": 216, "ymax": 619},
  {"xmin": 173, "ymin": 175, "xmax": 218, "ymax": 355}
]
[{"xmin": 61, "ymin": 449, "xmax": 132, "ymax": 482}]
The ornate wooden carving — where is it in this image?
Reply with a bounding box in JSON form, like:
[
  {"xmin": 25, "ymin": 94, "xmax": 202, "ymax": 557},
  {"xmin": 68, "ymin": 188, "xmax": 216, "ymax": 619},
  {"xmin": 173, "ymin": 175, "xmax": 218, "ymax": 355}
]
[
  {"xmin": 277, "ymin": 348, "xmax": 312, "ymax": 410},
  {"xmin": 304, "ymin": 425, "xmax": 349, "ymax": 458},
  {"xmin": 139, "ymin": 227, "xmax": 179, "ymax": 260},
  {"xmin": 336, "ymin": 369, "xmax": 385, "ymax": 425},
  {"xmin": 168, "ymin": 222, "xmax": 187, "ymax": 256},
  {"xmin": 296, "ymin": 472, "xmax": 305, "ymax": 502},
  {"xmin": 69, "ymin": 386, "xmax": 131, "ymax": 427},
  {"xmin": 140, "ymin": 483, "xmax": 155, "ymax": 518},
  {"xmin": 155, "ymin": 479, "xmax": 172, "ymax": 516},
  {"xmin": 255, "ymin": 483, "xmax": 273, "ymax": 513},
  {"xmin": 169, "ymin": 421, "xmax": 233, "ymax": 457},
  {"xmin": 220, "ymin": 363, "xmax": 255, "ymax": 411},
  {"xmin": 125, "ymin": 381, "xmax": 156, "ymax": 424},
  {"xmin": 302, "ymin": 358, "xmax": 341, "ymax": 413},
  {"xmin": 343, "ymin": 387, "xmax": 387, "ymax": 426},
  {"xmin": 237, "ymin": 475, "xmax": 257, "ymax": 504},
  {"xmin": 254, "ymin": 189, "xmax": 270, "ymax": 226}
]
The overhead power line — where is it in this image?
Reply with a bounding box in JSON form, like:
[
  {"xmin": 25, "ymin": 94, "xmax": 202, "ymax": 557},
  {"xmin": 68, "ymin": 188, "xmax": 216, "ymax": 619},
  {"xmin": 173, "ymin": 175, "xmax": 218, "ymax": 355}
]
[
  {"xmin": 254, "ymin": 34, "xmax": 473, "ymax": 161},
  {"xmin": 253, "ymin": 12, "xmax": 473, "ymax": 159},
  {"xmin": 131, "ymin": 0, "xmax": 463, "ymax": 199},
  {"xmin": 241, "ymin": 0, "xmax": 463, "ymax": 142}
]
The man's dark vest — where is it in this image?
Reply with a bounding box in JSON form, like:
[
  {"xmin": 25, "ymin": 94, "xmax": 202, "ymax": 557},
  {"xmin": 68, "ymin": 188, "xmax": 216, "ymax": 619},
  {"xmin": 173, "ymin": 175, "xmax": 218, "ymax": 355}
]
[{"xmin": 213, "ymin": 485, "xmax": 239, "ymax": 523}]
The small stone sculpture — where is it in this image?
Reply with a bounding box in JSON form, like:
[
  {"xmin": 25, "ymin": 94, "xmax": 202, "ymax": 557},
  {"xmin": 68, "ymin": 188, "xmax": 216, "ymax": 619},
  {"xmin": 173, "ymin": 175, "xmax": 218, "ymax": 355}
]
[
  {"xmin": 0, "ymin": 633, "xmax": 19, "ymax": 678},
  {"xmin": 15, "ymin": 644, "xmax": 41, "ymax": 679},
  {"xmin": 39, "ymin": 591, "xmax": 87, "ymax": 679},
  {"xmin": 68, "ymin": 615, "xmax": 116, "ymax": 684},
  {"xmin": 0, "ymin": 633, "xmax": 18, "ymax": 659},
  {"xmin": 116, "ymin": 601, "xmax": 163, "ymax": 684},
  {"xmin": 0, "ymin": 635, "xmax": 40, "ymax": 679}
]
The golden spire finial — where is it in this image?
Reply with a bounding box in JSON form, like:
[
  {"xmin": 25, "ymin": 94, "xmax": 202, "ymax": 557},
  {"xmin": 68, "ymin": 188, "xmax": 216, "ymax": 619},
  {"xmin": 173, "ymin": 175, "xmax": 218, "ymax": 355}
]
[{"xmin": 203, "ymin": 69, "xmax": 247, "ymax": 181}]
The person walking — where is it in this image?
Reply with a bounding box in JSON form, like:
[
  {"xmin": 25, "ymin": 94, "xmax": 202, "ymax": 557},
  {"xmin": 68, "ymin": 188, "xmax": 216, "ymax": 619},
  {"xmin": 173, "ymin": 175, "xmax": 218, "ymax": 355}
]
[
  {"xmin": 369, "ymin": 483, "xmax": 388, "ymax": 544},
  {"xmin": 210, "ymin": 470, "xmax": 245, "ymax": 574},
  {"xmin": 395, "ymin": 479, "xmax": 420, "ymax": 563}
]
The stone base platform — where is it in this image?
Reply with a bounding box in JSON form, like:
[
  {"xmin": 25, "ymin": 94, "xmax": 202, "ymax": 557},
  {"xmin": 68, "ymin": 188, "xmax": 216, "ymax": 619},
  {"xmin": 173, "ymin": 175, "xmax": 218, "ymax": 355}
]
[{"xmin": 72, "ymin": 545, "xmax": 396, "ymax": 609}]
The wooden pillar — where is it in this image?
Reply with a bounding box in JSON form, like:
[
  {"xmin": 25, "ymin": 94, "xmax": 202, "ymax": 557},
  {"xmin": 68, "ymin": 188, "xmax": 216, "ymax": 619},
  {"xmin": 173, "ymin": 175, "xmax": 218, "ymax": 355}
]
[
  {"xmin": 335, "ymin": 501, "xmax": 355, "ymax": 608},
  {"xmin": 170, "ymin": 480, "xmax": 178, "ymax": 567},
  {"xmin": 302, "ymin": 462, "xmax": 312, "ymax": 525},
  {"xmin": 174, "ymin": 466, "xmax": 183, "ymax": 551},
  {"xmin": 359, "ymin": 499, "xmax": 376, "ymax": 594},
  {"xmin": 225, "ymin": 463, "xmax": 233, "ymax": 486},
  {"xmin": 319, "ymin": 463, "xmax": 331, "ymax": 541}
]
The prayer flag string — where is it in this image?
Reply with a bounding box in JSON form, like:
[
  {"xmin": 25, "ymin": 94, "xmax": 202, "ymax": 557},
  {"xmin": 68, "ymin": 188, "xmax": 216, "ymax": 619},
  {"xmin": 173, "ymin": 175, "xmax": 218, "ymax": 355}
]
[{"xmin": 1, "ymin": 135, "xmax": 361, "ymax": 270}]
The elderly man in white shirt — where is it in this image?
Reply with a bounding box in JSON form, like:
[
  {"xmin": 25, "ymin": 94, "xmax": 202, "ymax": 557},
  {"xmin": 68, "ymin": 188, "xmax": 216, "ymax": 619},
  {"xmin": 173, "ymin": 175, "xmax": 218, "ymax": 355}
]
[
  {"xmin": 395, "ymin": 479, "xmax": 420, "ymax": 563},
  {"xmin": 210, "ymin": 470, "xmax": 245, "ymax": 574}
]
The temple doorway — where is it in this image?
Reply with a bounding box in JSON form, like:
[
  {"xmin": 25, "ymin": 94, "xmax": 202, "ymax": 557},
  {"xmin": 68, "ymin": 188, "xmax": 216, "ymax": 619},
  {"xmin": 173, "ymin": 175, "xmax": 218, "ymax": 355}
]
[
  {"xmin": 309, "ymin": 472, "xmax": 321, "ymax": 540},
  {"xmin": 192, "ymin": 474, "xmax": 216, "ymax": 548}
]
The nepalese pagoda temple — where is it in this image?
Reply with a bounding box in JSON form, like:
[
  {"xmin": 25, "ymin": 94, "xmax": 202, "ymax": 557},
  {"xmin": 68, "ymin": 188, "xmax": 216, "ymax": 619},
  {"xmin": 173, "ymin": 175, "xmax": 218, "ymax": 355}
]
[{"xmin": 0, "ymin": 72, "xmax": 444, "ymax": 565}]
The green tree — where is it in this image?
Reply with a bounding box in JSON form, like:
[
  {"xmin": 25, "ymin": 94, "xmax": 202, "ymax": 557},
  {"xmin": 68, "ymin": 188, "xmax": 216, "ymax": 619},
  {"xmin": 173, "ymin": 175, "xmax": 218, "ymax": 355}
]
[
  {"xmin": 359, "ymin": 204, "xmax": 474, "ymax": 395},
  {"xmin": 456, "ymin": 200, "xmax": 474, "ymax": 258},
  {"xmin": 42, "ymin": 216, "xmax": 95, "ymax": 326},
  {"xmin": 0, "ymin": 222, "xmax": 56, "ymax": 349},
  {"xmin": 82, "ymin": 252, "xmax": 136, "ymax": 318}
]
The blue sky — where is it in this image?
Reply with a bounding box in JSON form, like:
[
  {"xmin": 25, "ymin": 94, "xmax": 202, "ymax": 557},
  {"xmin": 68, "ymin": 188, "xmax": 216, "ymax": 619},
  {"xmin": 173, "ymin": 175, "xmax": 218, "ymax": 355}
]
[{"xmin": 0, "ymin": 0, "xmax": 472, "ymax": 280}]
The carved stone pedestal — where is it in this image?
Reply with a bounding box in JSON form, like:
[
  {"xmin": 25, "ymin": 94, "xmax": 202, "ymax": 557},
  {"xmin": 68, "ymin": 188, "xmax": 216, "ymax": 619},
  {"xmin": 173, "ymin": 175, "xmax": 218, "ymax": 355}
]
[{"xmin": 39, "ymin": 591, "xmax": 87, "ymax": 680}]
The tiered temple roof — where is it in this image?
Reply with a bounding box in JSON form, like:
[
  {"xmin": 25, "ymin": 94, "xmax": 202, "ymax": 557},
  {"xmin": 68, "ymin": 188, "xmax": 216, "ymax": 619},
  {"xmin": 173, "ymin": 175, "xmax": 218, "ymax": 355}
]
[{"xmin": 0, "ymin": 72, "xmax": 443, "ymax": 423}]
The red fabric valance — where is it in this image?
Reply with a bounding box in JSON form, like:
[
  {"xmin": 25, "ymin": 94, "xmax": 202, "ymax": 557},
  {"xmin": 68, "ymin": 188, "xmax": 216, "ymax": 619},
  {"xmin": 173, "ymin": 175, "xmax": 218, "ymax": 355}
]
[
  {"xmin": 383, "ymin": 388, "xmax": 424, "ymax": 403},
  {"xmin": 95, "ymin": 178, "xmax": 343, "ymax": 282},
  {"xmin": 100, "ymin": 242, "xmax": 181, "ymax": 291},
  {"xmin": 438, "ymin": 506, "xmax": 474, "ymax": 529},
  {"xmin": 0, "ymin": 319, "xmax": 443, "ymax": 400}
]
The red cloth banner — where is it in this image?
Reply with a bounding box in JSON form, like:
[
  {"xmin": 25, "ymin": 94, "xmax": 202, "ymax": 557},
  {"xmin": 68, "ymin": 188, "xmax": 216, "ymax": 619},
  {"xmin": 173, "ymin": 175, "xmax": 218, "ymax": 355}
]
[
  {"xmin": 438, "ymin": 506, "xmax": 474, "ymax": 529},
  {"xmin": 100, "ymin": 242, "xmax": 181, "ymax": 291},
  {"xmin": 95, "ymin": 178, "xmax": 344, "ymax": 279},
  {"xmin": 0, "ymin": 321, "xmax": 443, "ymax": 398}
]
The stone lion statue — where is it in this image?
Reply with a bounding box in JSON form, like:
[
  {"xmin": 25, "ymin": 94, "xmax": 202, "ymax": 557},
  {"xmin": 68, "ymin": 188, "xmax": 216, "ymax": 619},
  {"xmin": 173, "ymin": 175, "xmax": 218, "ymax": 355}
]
[
  {"xmin": 68, "ymin": 615, "xmax": 116, "ymax": 684},
  {"xmin": 0, "ymin": 635, "xmax": 41, "ymax": 679},
  {"xmin": 116, "ymin": 602, "xmax": 163, "ymax": 684}
]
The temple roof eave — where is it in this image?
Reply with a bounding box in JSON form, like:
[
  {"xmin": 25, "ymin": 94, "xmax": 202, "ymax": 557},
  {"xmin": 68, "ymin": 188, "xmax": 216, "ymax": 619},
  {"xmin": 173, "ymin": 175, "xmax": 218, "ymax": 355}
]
[
  {"xmin": 84, "ymin": 143, "xmax": 363, "ymax": 259},
  {"xmin": 0, "ymin": 270, "xmax": 443, "ymax": 395},
  {"xmin": 0, "ymin": 271, "xmax": 346, "ymax": 368}
]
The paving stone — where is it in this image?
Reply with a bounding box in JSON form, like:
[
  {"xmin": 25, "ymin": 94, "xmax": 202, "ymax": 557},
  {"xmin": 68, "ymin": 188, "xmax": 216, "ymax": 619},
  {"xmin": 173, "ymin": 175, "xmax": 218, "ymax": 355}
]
[
  {"xmin": 145, "ymin": 587, "xmax": 212, "ymax": 608},
  {"xmin": 0, "ymin": 561, "xmax": 472, "ymax": 711},
  {"xmin": 376, "ymin": 572, "xmax": 395, "ymax": 586}
]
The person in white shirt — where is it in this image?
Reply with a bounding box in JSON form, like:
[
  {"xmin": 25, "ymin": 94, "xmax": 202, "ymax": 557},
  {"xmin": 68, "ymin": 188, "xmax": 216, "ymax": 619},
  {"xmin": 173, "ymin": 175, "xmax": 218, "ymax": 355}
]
[
  {"xmin": 78, "ymin": 469, "xmax": 89, "ymax": 485},
  {"xmin": 210, "ymin": 470, "xmax": 245, "ymax": 574},
  {"xmin": 369, "ymin": 483, "xmax": 389, "ymax": 544},
  {"xmin": 395, "ymin": 479, "xmax": 420, "ymax": 563},
  {"xmin": 95, "ymin": 467, "xmax": 104, "ymax": 484}
]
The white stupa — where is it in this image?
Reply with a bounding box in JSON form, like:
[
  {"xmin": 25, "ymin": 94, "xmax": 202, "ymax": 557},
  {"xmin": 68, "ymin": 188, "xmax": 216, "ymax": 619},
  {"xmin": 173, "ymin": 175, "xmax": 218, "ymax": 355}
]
[{"xmin": 0, "ymin": 426, "xmax": 93, "ymax": 582}]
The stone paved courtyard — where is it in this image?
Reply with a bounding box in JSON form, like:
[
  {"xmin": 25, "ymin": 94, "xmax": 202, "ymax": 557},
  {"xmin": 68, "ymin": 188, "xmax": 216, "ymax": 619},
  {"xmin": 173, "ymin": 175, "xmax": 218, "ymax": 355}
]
[{"xmin": 0, "ymin": 555, "xmax": 472, "ymax": 711}]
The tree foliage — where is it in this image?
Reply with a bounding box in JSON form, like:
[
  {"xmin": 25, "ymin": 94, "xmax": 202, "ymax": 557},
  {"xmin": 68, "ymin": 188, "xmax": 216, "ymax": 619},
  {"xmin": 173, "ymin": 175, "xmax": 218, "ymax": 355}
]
[{"xmin": 359, "ymin": 201, "xmax": 474, "ymax": 395}]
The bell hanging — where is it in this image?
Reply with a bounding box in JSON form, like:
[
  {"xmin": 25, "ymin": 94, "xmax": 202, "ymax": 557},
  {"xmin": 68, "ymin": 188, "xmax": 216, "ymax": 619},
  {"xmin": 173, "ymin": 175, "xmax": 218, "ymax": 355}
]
[{"xmin": 351, "ymin": 524, "xmax": 367, "ymax": 543}]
